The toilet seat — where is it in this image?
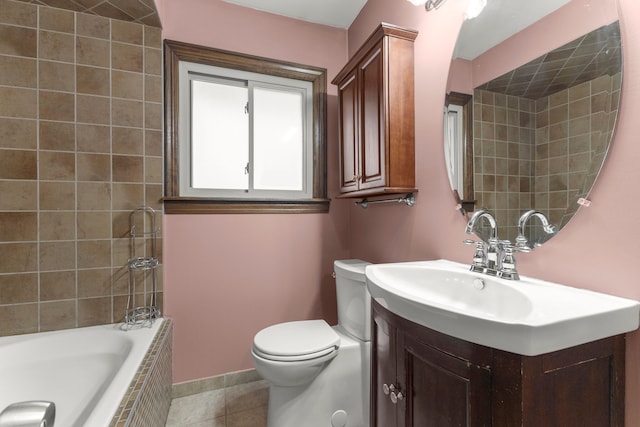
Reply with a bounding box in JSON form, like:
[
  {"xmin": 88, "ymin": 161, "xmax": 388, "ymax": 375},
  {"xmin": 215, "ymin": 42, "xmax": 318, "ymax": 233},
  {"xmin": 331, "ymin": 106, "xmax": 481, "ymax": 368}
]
[{"xmin": 253, "ymin": 320, "xmax": 340, "ymax": 362}]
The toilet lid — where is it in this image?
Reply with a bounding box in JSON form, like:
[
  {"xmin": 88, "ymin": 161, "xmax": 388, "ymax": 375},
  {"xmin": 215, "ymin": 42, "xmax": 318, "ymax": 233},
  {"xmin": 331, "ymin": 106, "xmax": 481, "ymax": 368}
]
[{"xmin": 253, "ymin": 320, "xmax": 340, "ymax": 359}]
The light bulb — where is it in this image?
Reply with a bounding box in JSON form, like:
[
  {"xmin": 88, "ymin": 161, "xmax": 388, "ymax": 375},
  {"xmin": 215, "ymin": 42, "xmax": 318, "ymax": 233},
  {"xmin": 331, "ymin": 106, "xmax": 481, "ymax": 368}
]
[{"xmin": 465, "ymin": 0, "xmax": 487, "ymax": 19}]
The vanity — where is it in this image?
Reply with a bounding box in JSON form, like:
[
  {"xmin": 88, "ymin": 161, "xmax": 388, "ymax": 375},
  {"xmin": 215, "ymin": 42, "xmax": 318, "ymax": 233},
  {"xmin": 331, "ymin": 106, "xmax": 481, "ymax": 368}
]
[
  {"xmin": 372, "ymin": 302, "xmax": 624, "ymax": 426},
  {"xmin": 366, "ymin": 260, "xmax": 639, "ymax": 427}
]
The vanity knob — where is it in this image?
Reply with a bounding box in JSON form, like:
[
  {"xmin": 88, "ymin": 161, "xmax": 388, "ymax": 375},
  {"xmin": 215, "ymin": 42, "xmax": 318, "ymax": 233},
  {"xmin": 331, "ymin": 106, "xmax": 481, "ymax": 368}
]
[
  {"xmin": 389, "ymin": 392, "xmax": 404, "ymax": 405},
  {"xmin": 382, "ymin": 383, "xmax": 395, "ymax": 395},
  {"xmin": 390, "ymin": 391, "xmax": 404, "ymax": 404}
]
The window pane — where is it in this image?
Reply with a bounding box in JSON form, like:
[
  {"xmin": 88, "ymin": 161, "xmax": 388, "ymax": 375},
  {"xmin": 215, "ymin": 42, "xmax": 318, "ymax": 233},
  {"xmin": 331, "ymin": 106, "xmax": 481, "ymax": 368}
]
[
  {"xmin": 253, "ymin": 86, "xmax": 304, "ymax": 191},
  {"xmin": 191, "ymin": 79, "xmax": 249, "ymax": 189}
]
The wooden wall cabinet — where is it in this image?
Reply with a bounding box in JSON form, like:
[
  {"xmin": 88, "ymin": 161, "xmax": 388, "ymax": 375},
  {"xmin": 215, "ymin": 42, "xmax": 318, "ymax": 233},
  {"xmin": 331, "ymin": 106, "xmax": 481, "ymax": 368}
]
[
  {"xmin": 372, "ymin": 300, "xmax": 625, "ymax": 427},
  {"xmin": 332, "ymin": 24, "xmax": 418, "ymax": 198}
]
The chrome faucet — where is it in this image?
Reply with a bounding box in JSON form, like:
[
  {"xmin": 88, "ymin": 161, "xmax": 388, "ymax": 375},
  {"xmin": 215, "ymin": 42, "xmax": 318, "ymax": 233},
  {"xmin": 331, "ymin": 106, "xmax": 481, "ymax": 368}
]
[
  {"xmin": 515, "ymin": 210, "xmax": 557, "ymax": 251},
  {"xmin": 465, "ymin": 209, "xmax": 501, "ymax": 275},
  {"xmin": 464, "ymin": 209, "xmax": 520, "ymax": 280},
  {"xmin": 465, "ymin": 209, "xmax": 497, "ymax": 240},
  {"xmin": 0, "ymin": 401, "xmax": 55, "ymax": 427}
]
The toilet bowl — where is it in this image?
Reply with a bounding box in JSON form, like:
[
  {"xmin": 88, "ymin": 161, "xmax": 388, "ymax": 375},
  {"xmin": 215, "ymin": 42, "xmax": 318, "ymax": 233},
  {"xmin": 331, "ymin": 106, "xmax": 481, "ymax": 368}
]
[
  {"xmin": 251, "ymin": 319, "xmax": 340, "ymax": 387},
  {"xmin": 251, "ymin": 259, "xmax": 371, "ymax": 427}
]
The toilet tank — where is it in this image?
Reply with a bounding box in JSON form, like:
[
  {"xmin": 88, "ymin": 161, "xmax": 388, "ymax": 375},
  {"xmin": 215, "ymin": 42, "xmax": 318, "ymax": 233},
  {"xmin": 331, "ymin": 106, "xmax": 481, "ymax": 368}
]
[{"xmin": 334, "ymin": 259, "xmax": 372, "ymax": 341}]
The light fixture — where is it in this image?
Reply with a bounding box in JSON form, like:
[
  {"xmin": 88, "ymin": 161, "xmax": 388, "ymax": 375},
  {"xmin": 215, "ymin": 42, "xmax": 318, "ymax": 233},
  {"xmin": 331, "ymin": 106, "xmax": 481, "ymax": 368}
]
[
  {"xmin": 465, "ymin": 0, "xmax": 487, "ymax": 19},
  {"xmin": 407, "ymin": 0, "xmax": 447, "ymax": 11}
]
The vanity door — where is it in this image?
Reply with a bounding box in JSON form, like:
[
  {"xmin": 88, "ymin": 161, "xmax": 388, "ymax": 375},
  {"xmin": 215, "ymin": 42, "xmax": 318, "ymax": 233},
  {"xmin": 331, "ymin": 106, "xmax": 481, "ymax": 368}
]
[
  {"xmin": 400, "ymin": 333, "xmax": 492, "ymax": 427},
  {"xmin": 371, "ymin": 309, "xmax": 401, "ymax": 426}
]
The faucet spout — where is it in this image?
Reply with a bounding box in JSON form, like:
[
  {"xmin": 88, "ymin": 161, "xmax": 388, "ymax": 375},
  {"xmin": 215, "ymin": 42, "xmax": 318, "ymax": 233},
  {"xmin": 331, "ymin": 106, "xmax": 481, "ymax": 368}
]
[
  {"xmin": 516, "ymin": 210, "xmax": 557, "ymax": 250},
  {"xmin": 465, "ymin": 209, "xmax": 498, "ymax": 241}
]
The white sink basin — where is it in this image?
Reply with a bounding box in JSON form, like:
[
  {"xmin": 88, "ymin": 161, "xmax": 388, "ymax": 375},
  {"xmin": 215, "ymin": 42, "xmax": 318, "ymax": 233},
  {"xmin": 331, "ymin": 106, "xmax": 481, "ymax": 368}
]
[{"xmin": 365, "ymin": 259, "xmax": 640, "ymax": 356}]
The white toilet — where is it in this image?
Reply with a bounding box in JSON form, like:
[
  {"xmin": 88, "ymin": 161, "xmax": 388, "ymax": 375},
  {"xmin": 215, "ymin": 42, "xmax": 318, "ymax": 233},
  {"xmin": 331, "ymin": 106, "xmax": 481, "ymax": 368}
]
[{"xmin": 251, "ymin": 259, "xmax": 372, "ymax": 427}]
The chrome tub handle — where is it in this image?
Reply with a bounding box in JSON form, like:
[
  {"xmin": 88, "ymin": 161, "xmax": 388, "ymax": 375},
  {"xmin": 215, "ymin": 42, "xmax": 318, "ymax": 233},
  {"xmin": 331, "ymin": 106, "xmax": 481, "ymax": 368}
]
[{"xmin": 0, "ymin": 401, "xmax": 55, "ymax": 427}]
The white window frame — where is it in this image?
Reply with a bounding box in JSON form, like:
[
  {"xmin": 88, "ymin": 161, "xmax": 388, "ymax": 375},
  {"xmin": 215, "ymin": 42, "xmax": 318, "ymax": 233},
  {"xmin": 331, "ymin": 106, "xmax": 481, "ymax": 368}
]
[{"xmin": 178, "ymin": 61, "xmax": 314, "ymax": 200}]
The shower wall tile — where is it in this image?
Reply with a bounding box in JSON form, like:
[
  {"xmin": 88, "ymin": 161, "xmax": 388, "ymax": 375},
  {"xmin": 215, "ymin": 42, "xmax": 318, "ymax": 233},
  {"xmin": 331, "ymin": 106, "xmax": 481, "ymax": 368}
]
[
  {"xmin": 0, "ymin": 212, "xmax": 37, "ymax": 242},
  {"xmin": 40, "ymin": 181, "xmax": 75, "ymax": 210},
  {"xmin": 39, "ymin": 6, "xmax": 74, "ymax": 32},
  {"xmin": 77, "ymin": 36, "xmax": 110, "ymax": 67},
  {"xmin": 77, "ymin": 13, "xmax": 110, "ymax": 38},
  {"xmin": 112, "ymin": 42, "xmax": 143, "ymax": 72},
  {"xmin": 40, "ymin": 271, "xmax": 76, "ymax": 300},
  {"xmin": 77, "ymin": 65, "xmax": 111, "ymax": 96},
  {"xmin": 0, "ymin": 25, "xmax": 37, "ymax": 57},
  {"xmin": 77, "ymin": 94, "xmax": 111, "ymax": 124},
  {"xmin": 77, "ymin": 182, "xmax": 111, "ymax": 210},
  {"xmin": 77, "ymin": 152, "xmax": 111, "ymax": 181},
  {"xmin": 0, "ymin": 0, "xmax": 37, "ymax": 26},
  {"xmin": 39, "ymin": 211, "xmax": 75, "ymax": 240},
  {"xmin": 112, "ymin": 19, "xmax": 143, "ymax": 45},
  {"xmin": 112, "ymin": 70, "xmax": 143, "ymax": 99},
  {"xmin": 0, "ymin": 304, "xmax": 38, "ymax": 335},
  {"xmin": 0, "ymin": 273, "xmax": 38, "ymax": 305},
  {"xmin": 0, "ymin": 181, "xmax": 37, "ymax": 210},
  {"xmin": 0, "ymin": 55, "xmax": 36, "ymax": 87},
  {"xmin": 40, "ymin": 300, "xmax": 76, "ymax": 331},
  {"xmin": 0, "ymin": 243, "xmax": 38, "ymax": 273},
  {"xmin": 78, "ymin": 296, "xmax": 112, "ymax": 327},
  {"xmin": 77, "ymin": 124, "xmax": 110, "ymax": 152},
  {"xmin": 39, "ymin": 31, "xmax": 75, "ymax": 62},
  {"xmin": 0, "ymin": 87, "xmax": 37, "ymax": 118},
  {"xmin": 78, "ymin": 267, "xmax": 112, "ymax": 298},
  {"xmin": 39, "ymin": 151, "xmax": 76, "ymax": 180},
  {"xmin": 0, "ymin": 149, "xmax": 37, "ymax": 179},
  {"xmin": 0, "ymin": 118, "xmax": 37, "ymax": 149},
  {"xmin": 113, "ymin": 127, "xmax": 144, "ymax": 155},
  {"xmin": 0, "ymin": 0, "xmax": 163, "ymax": 336}
]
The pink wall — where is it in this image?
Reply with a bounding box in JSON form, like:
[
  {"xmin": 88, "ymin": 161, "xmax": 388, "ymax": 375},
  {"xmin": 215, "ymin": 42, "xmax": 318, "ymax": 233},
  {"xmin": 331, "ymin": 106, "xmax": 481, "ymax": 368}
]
[
  {"xmin": 348, "ymin": 0, "xmax": 640, "ymax": 425},
  {"xmin": 159, "ymin": 0, "xmax": 640, "ymax": 423},
  {"xmin": 157, "ymin": 0, "xmax": 352, "ymax": 383}
]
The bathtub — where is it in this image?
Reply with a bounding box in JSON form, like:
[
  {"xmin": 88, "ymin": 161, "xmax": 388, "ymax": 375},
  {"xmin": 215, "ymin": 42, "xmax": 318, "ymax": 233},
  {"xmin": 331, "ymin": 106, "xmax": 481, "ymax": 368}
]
[{"xmin": 0, "ymin": 318, "xmax": 169, "ymax": 427}]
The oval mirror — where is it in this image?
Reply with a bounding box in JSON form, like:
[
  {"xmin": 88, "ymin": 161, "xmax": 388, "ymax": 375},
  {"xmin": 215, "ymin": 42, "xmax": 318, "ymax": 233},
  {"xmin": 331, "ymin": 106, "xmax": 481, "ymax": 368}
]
[{"xmin": 444, "ymin": 0, "xmax": 622, "ymax": 247}]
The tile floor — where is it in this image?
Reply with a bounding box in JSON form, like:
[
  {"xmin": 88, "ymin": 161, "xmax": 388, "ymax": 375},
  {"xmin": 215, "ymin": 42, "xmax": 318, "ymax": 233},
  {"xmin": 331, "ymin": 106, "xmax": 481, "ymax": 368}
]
[{"xmin": 165, "ymin": 370, "xmax": 268, "ymax": 427}]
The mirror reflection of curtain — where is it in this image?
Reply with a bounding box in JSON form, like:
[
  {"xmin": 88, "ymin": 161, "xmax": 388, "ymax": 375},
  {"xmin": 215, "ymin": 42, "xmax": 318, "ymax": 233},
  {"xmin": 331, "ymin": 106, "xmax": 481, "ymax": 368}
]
[{"xmin": 444, "ymin": 104, "xmax": 464, "ymax": 199}]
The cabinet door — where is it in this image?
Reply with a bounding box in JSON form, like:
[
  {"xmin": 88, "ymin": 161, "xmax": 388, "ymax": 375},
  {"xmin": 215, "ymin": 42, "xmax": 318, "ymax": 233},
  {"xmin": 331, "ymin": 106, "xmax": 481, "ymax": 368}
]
[
  {"xmin": 400, "ymin": 334, "xmax": 492, "ymax": 427},
  {"xmin": 372, "ymin": 309, "xmax": 399, "ymax": 427},
  {"xmin": 337, "ymin": 71, "xmax": 360, "ymax": 193},
  {"xmin": 358, "ymin": 43, "xmax": 386, "ymax": 190}
]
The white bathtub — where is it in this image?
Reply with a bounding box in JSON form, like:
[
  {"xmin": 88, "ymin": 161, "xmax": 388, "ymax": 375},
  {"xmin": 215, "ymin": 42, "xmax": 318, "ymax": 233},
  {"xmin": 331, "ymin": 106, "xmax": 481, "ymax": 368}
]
[{"xmin": 0, "ymin": 319, "xmax": 164, "ymax": 427}]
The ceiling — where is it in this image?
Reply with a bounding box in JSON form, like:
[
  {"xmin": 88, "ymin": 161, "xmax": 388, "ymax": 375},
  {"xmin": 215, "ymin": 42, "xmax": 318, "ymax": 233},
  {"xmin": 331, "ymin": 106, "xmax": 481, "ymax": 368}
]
[
  {"xmin": 454, "ymin": 0, "xmax": 571, "ymax": 60},
  {"xmin": 222, "ymin": 0, "xmax": 368, "ymax": 29},
  {"xmin": 477, "ymin": 22, "xmax": 622, "ymax": 100}
]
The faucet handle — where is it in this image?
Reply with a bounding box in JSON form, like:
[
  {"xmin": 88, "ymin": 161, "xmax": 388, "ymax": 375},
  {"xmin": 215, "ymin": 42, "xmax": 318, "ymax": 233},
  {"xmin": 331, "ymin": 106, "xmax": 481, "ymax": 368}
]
[
  {"xmin": 499, "ymin": 245, "xmax": 520, "ymax": 280},
  {"xmin": 514, "ymin": 234, "xmax": 532, "ymax": 252},
  {"xmin": 464, "ymin": 239, "xmax": 487, "ymax": 273}
]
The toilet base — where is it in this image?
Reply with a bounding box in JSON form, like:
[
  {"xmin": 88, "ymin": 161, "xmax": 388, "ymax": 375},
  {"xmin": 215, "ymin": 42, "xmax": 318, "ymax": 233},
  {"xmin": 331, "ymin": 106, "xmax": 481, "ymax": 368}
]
[{"xmin": 266, "ymin": 328, "xmax": 370, "ymax": 427}]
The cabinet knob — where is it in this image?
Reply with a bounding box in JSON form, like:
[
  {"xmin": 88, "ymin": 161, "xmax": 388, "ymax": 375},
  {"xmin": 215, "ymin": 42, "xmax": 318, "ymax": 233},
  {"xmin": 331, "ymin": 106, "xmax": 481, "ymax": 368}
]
[
  {"xmin": 383, "ymin": 383, "xmax": 397, "ymax": 395},
  {"xmin": 390, "ymin": 391, "xmax": 404, "ymax": 404}
]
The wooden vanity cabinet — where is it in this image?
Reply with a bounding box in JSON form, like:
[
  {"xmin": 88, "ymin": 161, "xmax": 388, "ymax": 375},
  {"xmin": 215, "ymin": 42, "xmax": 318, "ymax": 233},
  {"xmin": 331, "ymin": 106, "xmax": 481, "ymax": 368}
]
[
  {"xmin": 332, "ymin": 23, "xmax": 418, "ymax": 198},
  {"xmin": 371, "ymin": 300, "xmax": 625, "ymax": 427}
]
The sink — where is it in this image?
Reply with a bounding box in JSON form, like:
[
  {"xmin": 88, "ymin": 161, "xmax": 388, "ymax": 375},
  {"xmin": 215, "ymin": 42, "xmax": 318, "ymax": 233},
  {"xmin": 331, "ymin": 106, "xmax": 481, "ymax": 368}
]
[{"xmin": 365, "ymin": 259, "xmax": 640, "ymax": 356}]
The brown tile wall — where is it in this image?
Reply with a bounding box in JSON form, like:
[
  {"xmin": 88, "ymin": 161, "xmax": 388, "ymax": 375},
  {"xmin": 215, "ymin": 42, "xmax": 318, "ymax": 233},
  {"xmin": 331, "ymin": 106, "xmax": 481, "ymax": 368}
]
[
  {"xmin": 535, "ymin": 72, "xmax": 621, "ymax": 230},
  {"xmin": 473, "ymin": 89, "xmax": 535, "ymax": 241},
  {"xmin": 0, "ymin": 0, "xmax": 163, "ymax": 336},
  {"xmin": 473, "ymin": 72, "xmax": 620, "ymax": 242}
]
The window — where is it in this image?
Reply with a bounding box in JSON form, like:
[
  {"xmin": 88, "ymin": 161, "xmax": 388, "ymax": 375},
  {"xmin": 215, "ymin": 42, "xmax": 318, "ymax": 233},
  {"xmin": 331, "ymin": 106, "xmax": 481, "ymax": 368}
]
[{"xmin": 164, "ymin": 40, "xmax": 329, "ymax": 214}]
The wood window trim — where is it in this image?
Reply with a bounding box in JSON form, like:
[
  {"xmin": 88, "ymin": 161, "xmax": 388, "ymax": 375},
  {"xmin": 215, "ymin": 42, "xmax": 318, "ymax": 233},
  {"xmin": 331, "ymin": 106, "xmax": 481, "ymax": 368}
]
[{"xmin": 163, "ymin": 39, "xmax": 330, "ymax": 214}]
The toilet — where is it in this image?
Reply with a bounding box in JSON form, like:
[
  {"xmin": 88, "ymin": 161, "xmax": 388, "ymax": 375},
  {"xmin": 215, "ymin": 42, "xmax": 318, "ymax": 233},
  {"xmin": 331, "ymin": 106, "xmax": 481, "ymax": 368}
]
[{"xmin": 251, "ymin": 259, "xmax": 371, "ymax": 427}]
